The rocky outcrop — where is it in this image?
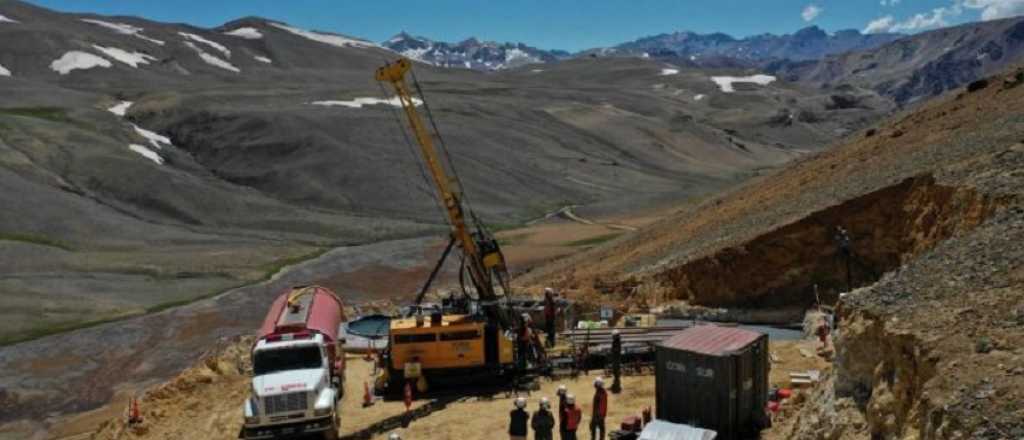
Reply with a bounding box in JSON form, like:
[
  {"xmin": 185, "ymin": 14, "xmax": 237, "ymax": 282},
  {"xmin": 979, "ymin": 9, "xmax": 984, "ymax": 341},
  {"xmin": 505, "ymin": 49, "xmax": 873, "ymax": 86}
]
[{"xmin": 652, "ymin": 176, "xmax": 1004, "ymax": 308}]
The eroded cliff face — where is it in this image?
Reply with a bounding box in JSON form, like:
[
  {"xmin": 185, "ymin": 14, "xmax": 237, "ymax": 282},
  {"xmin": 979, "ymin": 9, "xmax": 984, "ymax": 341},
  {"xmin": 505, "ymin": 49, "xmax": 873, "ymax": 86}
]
[
  {"xmin": 779, "ymin": 199, "xmax": 1024, "ymax": 439},
  {"xmin": 652, "ymin": 175, "xmax": 1006, "ymax": 308},
  {"xmin": 786, "ymin": 309, "xmax": 944, "ymax": 439}
]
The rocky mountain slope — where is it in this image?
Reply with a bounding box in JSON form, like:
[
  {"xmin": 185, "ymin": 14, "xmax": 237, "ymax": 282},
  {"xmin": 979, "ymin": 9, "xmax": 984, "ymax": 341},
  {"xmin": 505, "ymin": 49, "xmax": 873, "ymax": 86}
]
[
  {"xmin": 769, "ymin": 16, "xmax": 1024, "ymax": 105},
  {"xmin": 382, "ymin": 32, "xmax": 569, "ymax": 70},
  {"xmin": 0, "ymin": 0, "xmax": 889, "ymax": 346},
  {"xmin": 596, "ymin": 26, "xmax": 903, "ymax": 64},
  {"xmin": 521, "ymin": 63, "xmax": 1024, "ymax": 438}
]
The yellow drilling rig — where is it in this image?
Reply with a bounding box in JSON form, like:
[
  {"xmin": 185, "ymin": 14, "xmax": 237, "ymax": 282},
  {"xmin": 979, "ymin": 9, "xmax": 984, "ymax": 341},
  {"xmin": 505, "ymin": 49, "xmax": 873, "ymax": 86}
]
[{"xmin": 373, "ymin": 58, "xmax": 546, "ymax": 393}]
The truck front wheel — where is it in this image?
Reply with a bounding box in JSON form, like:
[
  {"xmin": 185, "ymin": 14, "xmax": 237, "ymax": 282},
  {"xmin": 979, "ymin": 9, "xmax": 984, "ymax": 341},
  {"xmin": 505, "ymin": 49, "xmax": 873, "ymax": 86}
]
[{"xmin": 323, "ymin": 413, "xmax": 339, "ymax": 440}]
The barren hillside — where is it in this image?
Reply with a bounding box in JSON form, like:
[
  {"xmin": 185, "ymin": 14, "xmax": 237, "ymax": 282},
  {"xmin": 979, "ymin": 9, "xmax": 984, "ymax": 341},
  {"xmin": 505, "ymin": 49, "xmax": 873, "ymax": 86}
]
[{"xmin": 520, "ymin": 66, "xmax": 1024, "ymax": 437}]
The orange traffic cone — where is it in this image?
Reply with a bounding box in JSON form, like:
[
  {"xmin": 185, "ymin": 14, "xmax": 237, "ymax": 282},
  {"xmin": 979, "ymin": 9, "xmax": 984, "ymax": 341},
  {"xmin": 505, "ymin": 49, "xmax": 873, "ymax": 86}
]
[
  {"xmin": 127, "ymin": 397, "xmax": 143, "ymax": 425},
  {"xmin": 363, "ymin": 381, "xmax": 374, "ymax": 407}
]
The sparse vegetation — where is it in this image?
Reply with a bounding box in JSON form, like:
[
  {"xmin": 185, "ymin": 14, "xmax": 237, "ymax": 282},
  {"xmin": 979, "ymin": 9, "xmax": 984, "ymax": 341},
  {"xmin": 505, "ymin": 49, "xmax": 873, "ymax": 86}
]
[
  {"xmin": 0, "ymin": 107, "xmax": 72, "ymax": 123},
  {"xmin": 0, "ymin": 232, "xmax": 74, "ymax": 251},
  {"xmin": 0, "ymin": 314, "xmax": 133, "ymax": 346}
]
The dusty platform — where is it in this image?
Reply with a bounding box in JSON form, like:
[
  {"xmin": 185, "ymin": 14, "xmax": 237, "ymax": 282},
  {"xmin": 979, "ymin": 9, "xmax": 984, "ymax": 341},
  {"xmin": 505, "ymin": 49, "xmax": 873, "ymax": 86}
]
[{"xmin": 70, "ymin": 336, "xmax": 826, "ymax": 440}]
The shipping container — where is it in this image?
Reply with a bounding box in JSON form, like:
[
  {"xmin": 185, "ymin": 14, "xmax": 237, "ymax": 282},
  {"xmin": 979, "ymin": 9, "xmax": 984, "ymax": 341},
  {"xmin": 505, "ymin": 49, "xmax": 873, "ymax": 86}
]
[{"xmin": 654, "ymin": 325, "xmax": 769, "ymax": 440}]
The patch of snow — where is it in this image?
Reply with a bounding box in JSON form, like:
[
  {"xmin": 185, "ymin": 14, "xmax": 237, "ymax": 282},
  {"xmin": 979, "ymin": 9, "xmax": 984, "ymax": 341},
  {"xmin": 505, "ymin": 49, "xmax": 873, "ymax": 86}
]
[
  {"xmin": 505, "ymin": 48, "xmax": 535, "ymax": 63},
  {"xmin": 531, "ymin": 69, "xmax": 544, "ymax": 73},
  {"xmin": 224, "ymin": 27, "xmax": 263, "ymax": 40},
  {"xmin": 693, "ymin": 94, "xmax": 706, "ymax": 101},
  {"xmin": 0, "ymin": 14, "xmax": 19, "ymax": 23},
  {"xmin": 128, "ymin": 144, "xmax": 164, "ymax": 165},
  {"xmin": 311, "ymin": 97, "xmax": 423, "ymax": 109},
  {"xmin": 710, "ymin": 74, "xmax": 777, "ymax": 93},
  {"xmin": 401, "ymin": 46, "xmax": 432, "ymax": 63},
  {"xmin": 132, "ymin": 124, "xmax": 173, "ymax": 150},
  {"xmin": 50, "ymin": 51, "xmax": 112, "ymax": 75},
  {"xmin": 0, "ymin": 63, "xmax": 10, "ymax": 77},
  {"xmin": 179, "ymin": 32, "xmax": 231, "ymax": 58},
  {"xmin": 660, "ymin": 68, "xmax": 679, "ymax": 76},
  {"xmin": 92, "ymin": 45, "xmax": 156, "ymax": 68},
  {"xmin": 183, "ymin": 42, "xmax": 240, "ymax": 73},
  {"xmin": 641, "ymin": 52, "xmax": 650, "ymax": 59},
  {"xmin": 254, "ymin": 56, "xmax": 272, "ymax": 64},
  {"xmin": 80, "ymin": 19, "xmax": 165, "ymax": 46},
  {"xmin": 689, "ymin": 55, "xmax": 697, "ymax": 61},
  {"xmin": 108, "ymin": 101, "xmax": 133, "ymax": 116},
  {"xmin": 269, "ymin": 23, "xmax": 378, "ymax": 49}
]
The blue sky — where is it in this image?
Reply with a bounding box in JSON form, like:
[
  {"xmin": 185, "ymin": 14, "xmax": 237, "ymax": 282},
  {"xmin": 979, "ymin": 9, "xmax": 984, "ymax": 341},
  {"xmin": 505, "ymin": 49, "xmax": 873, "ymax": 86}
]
[{"xmin": 26, "ymin": 0, "xmax": 1024, "ymax": 51}]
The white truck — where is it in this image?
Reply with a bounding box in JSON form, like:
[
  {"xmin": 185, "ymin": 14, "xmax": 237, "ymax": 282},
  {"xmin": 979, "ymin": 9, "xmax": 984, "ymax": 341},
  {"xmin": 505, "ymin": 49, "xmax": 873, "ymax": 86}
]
[{"xmin": 242, "ymin": 286, "xmax": 346, "ymax": 440}]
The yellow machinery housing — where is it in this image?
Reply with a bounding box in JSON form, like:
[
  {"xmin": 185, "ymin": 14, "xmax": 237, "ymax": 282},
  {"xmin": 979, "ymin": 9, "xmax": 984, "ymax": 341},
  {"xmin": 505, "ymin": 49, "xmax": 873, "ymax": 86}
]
[{"xmin": 386, "ymin": 315, "xmax": 514, "ymax": 389}]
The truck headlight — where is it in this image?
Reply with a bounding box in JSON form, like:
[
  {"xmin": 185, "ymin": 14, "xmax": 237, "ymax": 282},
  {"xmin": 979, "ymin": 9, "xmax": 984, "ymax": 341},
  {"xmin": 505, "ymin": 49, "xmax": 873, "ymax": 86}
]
[
  {"xmin": 313, "ymin": 388, "xmax": 336, "ymax": 417},
  {"xmin": 243, "ymin": 398, "xmax": 259, "ymax": 424}
]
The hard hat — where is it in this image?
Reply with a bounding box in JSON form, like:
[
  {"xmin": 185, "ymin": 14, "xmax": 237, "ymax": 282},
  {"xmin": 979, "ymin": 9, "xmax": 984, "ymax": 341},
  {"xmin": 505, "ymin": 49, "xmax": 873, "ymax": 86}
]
[
  {"xmin": 594, "ymin": 377, "xmax": 605, "ymax": 388},
  {"xmin": 540, "ymin": 397, "xmax": 550, "ymax": 409},
  {"xmin": 612, "ymin": 329, "xmax": 620, "ymax": 336},
  {"xmin": 522, "ymin": 313, "xmax": 531, "ymax": 321},
  {"xmin": 544, "ymin": 287, "xmax": 555, "ymax": 294},
  {"xmin": 515, "ymin": 397, "xmax": 527, "ymax": 409},
  {"xmin": 566, "ymin": 394, "xmax": 576, "ymax": 405},
  {"xmin": 557, "ymin": 384, "xmax": 567, "ymax": 395},
  {"xmin": 389, "ymin": 433, "xmax": 401, "ymax": 440}
]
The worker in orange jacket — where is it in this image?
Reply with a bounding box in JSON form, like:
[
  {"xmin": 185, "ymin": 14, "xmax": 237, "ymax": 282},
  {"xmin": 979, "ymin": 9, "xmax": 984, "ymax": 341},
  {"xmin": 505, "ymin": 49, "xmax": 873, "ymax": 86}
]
[
  {"xmin": 590, "ymin": 377, "xmax": 608, "ymax": 440},
  {"xmin": 563, "ymin": 393, "xmax": 582, "ymax": 440}
]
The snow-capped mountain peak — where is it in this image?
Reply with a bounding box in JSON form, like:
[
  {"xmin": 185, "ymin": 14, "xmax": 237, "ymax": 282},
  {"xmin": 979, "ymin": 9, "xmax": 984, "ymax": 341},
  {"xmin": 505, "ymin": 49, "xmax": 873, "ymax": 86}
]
[{"xmin": 382, "ymin": 33, "xmax": 567, "ymax": 70}]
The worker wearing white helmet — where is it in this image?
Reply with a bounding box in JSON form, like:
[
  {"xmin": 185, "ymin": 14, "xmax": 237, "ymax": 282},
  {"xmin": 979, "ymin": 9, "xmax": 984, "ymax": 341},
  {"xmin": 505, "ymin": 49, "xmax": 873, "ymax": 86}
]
[
  {"xmin": 591, "ymin": 377, "xmax": 609, "ymax": 440},
  {"xmin": 509, "ymin": 396, "xmax": 530, "ymax": 440},
  {"xmin": 556, "ymin": 384, "xmax": 569, "ymax": 438},
  {"xmin": 516, "ymin": 312, "xmax": 534, "ymax": 369},
  {"xmin": 532, "ymin": 396, "xmax": 555, "ymax": 440},
  {"xmin": 388, "ymin": 433, "xmax": 400, "ymax": 440},
  {"xmin": 564, "ymin": 394, "xmax": 582, "ymax": 440}
]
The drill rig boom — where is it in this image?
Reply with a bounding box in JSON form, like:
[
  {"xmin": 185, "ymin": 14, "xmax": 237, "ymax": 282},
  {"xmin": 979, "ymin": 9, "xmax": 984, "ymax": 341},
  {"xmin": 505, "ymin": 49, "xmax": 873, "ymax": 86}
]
[{"xmin": 375, "ymin": 59, "xmax": 512, "ymax": 328}]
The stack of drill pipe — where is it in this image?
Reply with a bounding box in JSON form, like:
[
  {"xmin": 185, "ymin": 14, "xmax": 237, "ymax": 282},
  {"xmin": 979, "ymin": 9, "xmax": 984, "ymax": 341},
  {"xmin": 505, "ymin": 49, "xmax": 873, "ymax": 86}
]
[{"xmin": 561, "ymin": 326, "xmax": 690, "ymax": 346}]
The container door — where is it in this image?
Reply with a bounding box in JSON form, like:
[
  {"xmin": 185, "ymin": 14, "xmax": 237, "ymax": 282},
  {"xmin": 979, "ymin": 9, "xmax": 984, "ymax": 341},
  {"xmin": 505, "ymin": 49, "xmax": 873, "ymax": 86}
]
[
  {"xmin": 484, "ymin": 323, "xmax": 499, "ymax": 366},
  {"xmin": 736, "ymin": 348, "xmax": 754, "ymax": 435}
]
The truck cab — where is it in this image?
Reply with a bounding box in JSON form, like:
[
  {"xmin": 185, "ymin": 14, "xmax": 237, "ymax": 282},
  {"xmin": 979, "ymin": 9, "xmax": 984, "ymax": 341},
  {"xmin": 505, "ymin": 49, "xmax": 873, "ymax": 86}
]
[
  {"xmin": 243, "ymin": 333, "xmax": 339, "ymax": 439},
  {"xmin": 242, "ymin": 286, "xmax": 346, "ymax": 440}
]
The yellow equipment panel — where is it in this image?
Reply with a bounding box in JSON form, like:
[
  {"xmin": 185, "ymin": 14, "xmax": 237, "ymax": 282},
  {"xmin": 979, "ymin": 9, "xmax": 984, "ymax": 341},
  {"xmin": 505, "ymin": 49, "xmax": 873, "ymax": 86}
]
[{"xmin": 389, "ymin": 315, "xmax": 513, "ymax": 371}]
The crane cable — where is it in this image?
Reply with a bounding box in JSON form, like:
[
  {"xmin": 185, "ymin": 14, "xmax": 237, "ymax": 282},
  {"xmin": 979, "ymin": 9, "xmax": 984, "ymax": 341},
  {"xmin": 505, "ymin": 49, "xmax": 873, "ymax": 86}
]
[
  {"xmin": 375, "ymin": 73, "xmax": 450, "ymax": 226},
  {"xmin": 408, "ymin": 67, "xmax": 486, "ymax": 230}
]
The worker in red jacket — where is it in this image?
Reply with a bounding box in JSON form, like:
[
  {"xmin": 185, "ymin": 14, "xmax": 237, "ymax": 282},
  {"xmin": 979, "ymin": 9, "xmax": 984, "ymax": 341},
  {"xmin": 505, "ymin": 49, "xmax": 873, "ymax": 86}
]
[
  {"xmin": 563, "ymin": 393, "xmax": 582, "ymax": 440},
  {"xmin": 590, "ymin": 377, "xmax": 608, "ymax": 440}
]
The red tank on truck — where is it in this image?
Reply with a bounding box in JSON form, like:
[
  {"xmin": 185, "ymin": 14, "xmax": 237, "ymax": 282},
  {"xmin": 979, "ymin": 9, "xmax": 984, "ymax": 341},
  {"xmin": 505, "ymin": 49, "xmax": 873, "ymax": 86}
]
[{"xmin": 242, "ymin": 285, "xmax": 347, "ymax": 440}]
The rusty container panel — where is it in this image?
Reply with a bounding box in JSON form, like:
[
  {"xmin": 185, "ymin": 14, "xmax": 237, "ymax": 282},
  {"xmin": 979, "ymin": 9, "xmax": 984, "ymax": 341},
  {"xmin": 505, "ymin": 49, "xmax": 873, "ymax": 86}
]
[{"xmin": 655, "ymin": 325, "xmax": 769, "ymax": 440}]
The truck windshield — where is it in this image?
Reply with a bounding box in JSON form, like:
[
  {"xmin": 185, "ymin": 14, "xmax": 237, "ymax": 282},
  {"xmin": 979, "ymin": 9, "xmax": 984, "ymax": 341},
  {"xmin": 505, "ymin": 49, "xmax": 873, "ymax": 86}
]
[{"xmin": 253, "ymin": 346, "xmax": 323, "ymax": 375}]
